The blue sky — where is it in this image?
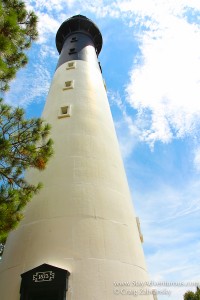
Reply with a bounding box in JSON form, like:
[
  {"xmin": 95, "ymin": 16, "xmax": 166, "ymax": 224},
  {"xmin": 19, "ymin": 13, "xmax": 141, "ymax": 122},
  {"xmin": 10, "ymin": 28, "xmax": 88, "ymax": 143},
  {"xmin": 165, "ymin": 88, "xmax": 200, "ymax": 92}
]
[{"xmin": 4, "ymin": 1, "xmax": 200, "ymax": 299}]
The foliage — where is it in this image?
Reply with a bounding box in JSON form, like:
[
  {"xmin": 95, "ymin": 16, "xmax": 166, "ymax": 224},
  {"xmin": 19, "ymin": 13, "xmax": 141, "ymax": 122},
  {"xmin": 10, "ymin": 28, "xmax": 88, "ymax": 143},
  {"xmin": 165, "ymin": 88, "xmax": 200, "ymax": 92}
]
[
  {"xmin": 184, "ymin": 287, "xmax": 200, "ymax": 300},
  {"xmin": 0, "ymin": 0, "xmax": 38, "ymax": 92},
  {"xmin": 184, "ymin": 291, "xmax": 196, "ymax": 300},
  {"xmin": 0, "ymin": 99, "xmax": 53, "ymax": 244}
]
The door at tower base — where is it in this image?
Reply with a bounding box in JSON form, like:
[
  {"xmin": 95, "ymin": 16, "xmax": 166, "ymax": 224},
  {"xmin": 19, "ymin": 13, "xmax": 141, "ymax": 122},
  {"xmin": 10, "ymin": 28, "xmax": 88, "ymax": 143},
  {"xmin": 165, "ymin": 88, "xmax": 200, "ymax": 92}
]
[{"xmin": 20, "ymin": 264, "xmax": 70, "ymax": 300}]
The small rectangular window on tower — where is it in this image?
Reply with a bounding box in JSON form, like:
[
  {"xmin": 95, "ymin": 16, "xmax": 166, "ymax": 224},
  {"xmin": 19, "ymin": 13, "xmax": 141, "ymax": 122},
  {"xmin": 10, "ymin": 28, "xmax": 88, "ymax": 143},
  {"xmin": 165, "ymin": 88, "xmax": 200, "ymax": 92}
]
[
  {"xmin": 58, "ymin": 105, "xmax": 71, "ymax": 118},
  {"xmin": 63, "ymin": 80, "xmax": 74, "ymax": 90},
  {"xmin": 71, "ymin": 37, "xmax": 78, "ymax": 42},
  {"xmin": 66, "ymin": 62, "xmax": 76, "ymax": 70},
  {"xmin": 69, "ymin": 48, "xmax": 77, "ymax": 54}
]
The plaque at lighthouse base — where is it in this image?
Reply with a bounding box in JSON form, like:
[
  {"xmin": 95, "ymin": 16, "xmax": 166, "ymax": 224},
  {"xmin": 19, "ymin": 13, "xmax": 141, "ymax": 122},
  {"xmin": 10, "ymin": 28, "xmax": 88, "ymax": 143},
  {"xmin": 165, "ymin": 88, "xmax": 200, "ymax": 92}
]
[{"xmin": 20, "ymin": 264, "xmax": 70, "ymax": 300}]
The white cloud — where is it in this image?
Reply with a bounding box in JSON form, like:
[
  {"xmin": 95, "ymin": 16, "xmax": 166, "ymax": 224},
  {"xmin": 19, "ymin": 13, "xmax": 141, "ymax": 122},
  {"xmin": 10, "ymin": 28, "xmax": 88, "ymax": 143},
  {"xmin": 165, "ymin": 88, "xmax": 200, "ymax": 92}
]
[
  {"xmin": 108, "ymin": 91, "xmax": 140, "ymax": 158},
  {"xmin": 193, "ymin": 146, "xmax": 200, "ymax": 172},
  {"xmin": 133, "ymin": 178, "xmax": 200, "ymax": 299},
  {"xmin": 24, "ymin": 1, "xmax": 73, "ymax": 42},
  {"xmin": 123, "ymin": 1, "xmax": 200, "ymax": 146},
  {"xmin": 40, "ymin": 45, "xmax": 58, "ymax": 58},
  {"xmin": 4, "ymin": 63, "xmax": 51, "ymax": 108},
  {"xmin": 24, "ymin": 0, "xmax": 72, "ymax": 12},
  {"xmin": 36, "ymin": 13, "xmax": 60, "ymax": 43}
]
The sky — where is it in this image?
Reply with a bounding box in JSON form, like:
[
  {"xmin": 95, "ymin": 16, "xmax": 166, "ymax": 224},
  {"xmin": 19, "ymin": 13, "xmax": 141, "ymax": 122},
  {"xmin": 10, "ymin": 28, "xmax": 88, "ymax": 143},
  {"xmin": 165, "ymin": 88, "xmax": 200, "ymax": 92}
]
[{"xmin": 3, "ymin": 0, "xmax": 200, "ymax": 299}]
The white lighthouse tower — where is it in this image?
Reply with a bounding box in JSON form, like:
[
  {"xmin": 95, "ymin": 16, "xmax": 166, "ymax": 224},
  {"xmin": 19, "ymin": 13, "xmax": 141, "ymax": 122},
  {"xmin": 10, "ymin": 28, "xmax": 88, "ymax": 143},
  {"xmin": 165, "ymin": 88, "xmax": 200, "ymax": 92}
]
[{"xmin": 0, "ymin": 15, "xmax": 154, "ymax": 300}]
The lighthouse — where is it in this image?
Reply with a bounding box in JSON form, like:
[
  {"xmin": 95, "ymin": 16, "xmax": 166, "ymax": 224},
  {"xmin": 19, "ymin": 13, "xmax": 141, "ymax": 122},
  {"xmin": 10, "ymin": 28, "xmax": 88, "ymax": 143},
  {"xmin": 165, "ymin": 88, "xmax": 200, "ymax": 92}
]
[{"xmin": 0, "ymin": 15, "xmax": 154, "ymax": 300}]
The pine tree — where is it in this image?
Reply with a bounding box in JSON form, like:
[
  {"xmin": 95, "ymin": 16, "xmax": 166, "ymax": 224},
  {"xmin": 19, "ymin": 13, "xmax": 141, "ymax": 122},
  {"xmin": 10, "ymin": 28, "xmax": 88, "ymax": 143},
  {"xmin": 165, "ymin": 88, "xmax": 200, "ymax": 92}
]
[
  {"xmin": 184, "ymin": 287, "xmax": 200, "ymax": 300},
  {"xmin": 184, "ymin": 291, "xmax": 196, "ymax": 300},
  {"xmin": 0, "ymin": 0, "xmax": 53, "ymax": 258},
  {"xmin": 0, "ymin": 99, "xmax": 53, "ymax": 246},
  {"xmin": 0, "ymin": 0, "xmax": 38, "ymax": 92}
]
